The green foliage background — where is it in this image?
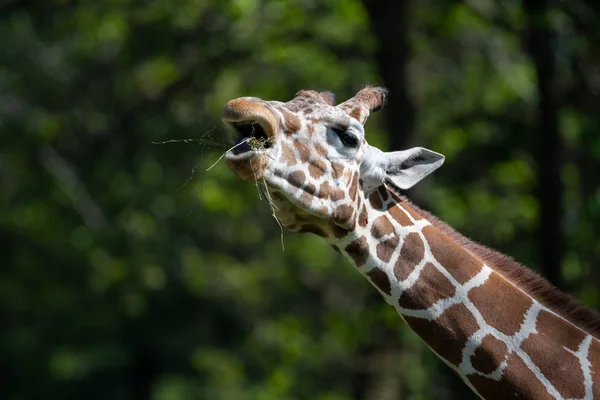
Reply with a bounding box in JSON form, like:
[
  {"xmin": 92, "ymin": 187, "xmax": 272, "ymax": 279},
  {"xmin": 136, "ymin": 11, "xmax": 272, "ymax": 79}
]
[{"xmin": 2, "ymin": 0, "xmax": 600, "ymax": 399}]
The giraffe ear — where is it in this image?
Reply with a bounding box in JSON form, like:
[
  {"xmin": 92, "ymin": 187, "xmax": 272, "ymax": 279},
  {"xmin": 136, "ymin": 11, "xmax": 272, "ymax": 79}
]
[{"xmin": 384, "ymin": 147, "xmax": 445, "ymax": 189}]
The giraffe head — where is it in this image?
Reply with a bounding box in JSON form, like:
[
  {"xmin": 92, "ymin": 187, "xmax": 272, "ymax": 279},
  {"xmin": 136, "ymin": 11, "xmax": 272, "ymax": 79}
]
[{"xmin": 221, "ymin": 87, "xmax": 445, "ymax": 239}]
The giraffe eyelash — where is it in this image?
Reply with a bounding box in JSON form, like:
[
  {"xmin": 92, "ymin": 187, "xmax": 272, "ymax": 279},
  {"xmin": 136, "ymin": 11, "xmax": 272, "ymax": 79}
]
[{"xmin": 331, "ymin": 127, "xmax": 359, "ymax": 148}]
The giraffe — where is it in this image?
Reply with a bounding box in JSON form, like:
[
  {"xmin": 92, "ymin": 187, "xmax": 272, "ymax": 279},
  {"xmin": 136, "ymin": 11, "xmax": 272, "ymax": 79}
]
[{"xmin": 220, "ymin": 87, "xmax": 600, "ymax": 399}]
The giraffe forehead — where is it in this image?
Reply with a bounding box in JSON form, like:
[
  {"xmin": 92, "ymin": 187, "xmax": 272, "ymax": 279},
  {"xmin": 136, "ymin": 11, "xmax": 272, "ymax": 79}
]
[{"xmin": 270, "ymin": 99, "xmax": 349, "ymax": 126}]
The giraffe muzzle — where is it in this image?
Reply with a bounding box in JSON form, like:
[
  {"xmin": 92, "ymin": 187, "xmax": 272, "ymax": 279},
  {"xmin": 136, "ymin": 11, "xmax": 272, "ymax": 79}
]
[
  {"xmin": 221, "ymin": 98, "xmax": 277, "ymax": 155},
  {"xmin": 221, "ymin": 98, "xmax": 277, "ymax": 180}
]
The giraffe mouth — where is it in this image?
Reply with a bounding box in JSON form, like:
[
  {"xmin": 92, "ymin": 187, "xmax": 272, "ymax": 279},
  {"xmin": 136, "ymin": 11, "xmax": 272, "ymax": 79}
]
[
  {"xmin": 230, "ymin": 121, "xmax": 272, "ymax": 155},
  {"xmin": 221, "ymin": 98, "xmax": 278, "ymax": 160}
]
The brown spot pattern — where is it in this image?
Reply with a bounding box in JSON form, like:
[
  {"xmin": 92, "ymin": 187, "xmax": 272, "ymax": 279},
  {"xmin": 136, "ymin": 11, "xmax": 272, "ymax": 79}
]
[
  {"xmin": 299, "ymin": 190, "xmax": 312, "ymax": 206},
  {"xmin": 283, "ymin": 112, "xmax": 301, "ymax": 135},
  {"xmin": 369, "ymin": 190, "xmax": 383, "ymax": 210},
  {"xmin": 349, "ymin": 107, "xmax": 364, "ymax": 122},
  {"xmin": 397, "ymin": 262, "xmax": 455, "ymax": 310},
  {"xmin": 348, "ymin": 173, "xmax": 359, "ymax": 200},
  {"xmin": 358, "ymin": 205, "xmax": 368, "ymax": 228},
  {"xmin": 394, "ymin": 233, "xmax": 425, "ymax": 281},
  {"xmin": 468, "ymin": 272, "xmax": 532, "ymax": 336},
  {"xmin": 367, "ymin": 268, "xmax": 391, "ymax": 296},
  {"xmin": 333, "ymin": 204, "xmax": 354, "ymax": 224},
  {"xmin": 468, "ymin": 354, "xmax": 555, "ymax": 400},
  {"xmin": 402, "ymin": 203, "xmax": 423, "ymax": 220},
  {"xmin": 319, "ymin": 181, "xmax": 345, "ymax": 201},
  {"xmin": 389, "ymin": 205, "xmax": 412, "ymax": 226},
  {"xmin": 331, "ymin": 162, "xmax": 344, "ymax": 179},
  {"xmin": 294, "ymin": 140, "xmax": 311, "ymax": 162},
  {"xmin": 376, "ymin": 237, "xmax": 399, "ymax": 263},
  {"xmin": 520, "ymin": 310, "xmax": 586, "ymax": 399},
  {"xmin": 345, "ymin": 236, "xmax": 369, "ymax": 267},
  {"xmin": 315, "ymin": 143, "xmax": 328, "ymax": 157},
  {"xmin": 289, "ymin": 170, "xmax": 306, "ymax": 189},
  {"xmin": 308, "ymin": 159, "xmax": 326, "ymax": 179},
  {"xmin": 405, "ymin": 303, "xmax": 479, "ymax": 366},
  {"xmin": 470, "ymin": 335, "xmax": 509, "ymax": 374},
  {"xmin": 423, "ymin": 225, "xmax": 482, "ymax": 284},
  {"xmin": 371, "ymin": 215, "xmax": 394, "ymax": 239},
  {"xmin": 281, "ymin": 142, "xmax": 297, "ymax": 165}
]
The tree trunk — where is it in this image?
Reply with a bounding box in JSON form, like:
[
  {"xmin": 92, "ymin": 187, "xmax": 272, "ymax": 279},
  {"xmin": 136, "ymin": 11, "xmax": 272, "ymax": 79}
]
[
  {"xmin": 523, "ymin": 0, "xmax": 565, "ymax": 289},
  {"xmin": 362, "ymin": 0, "xmax": 415, "ymax": 151}
]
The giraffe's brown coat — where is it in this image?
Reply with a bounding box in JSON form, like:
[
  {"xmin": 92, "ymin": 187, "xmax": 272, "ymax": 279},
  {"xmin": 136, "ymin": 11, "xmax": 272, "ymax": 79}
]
[
  {"xmin": 405, "ymin": 303, "xmax": 479, "ymax": 366},
  {"xmin": 367, "ymin": 268, "xmax": 391, "ymax": 296},
  {"xmin": 348, "ymin": 172, "xmax": 359, "ymax": 200},
  {"xmin": 389, "ymin": 205, "xmax": 413, "ymax": 226},
  {"xmin": 394, "ymin": 233, "xmax": 425, "ymax": 281},
  {"xmin": 319, "ymin": 181, "xmax": 345, "ymax": 202},
  {"xmin": 299, "ymin": 190, "xmax": 313, "ymax": 206},
  {"xmin": 358, "ymin": 204, "xmax": 368, "ymax": 228},
  {"xmin": 281, "ymin": 142, "xmax": 297, "ymax": 165},
  {"xmin": 369, "ymin": 190, "xmax": 383, "ymax": 210},
  {"xmin": 348, "ymin": 107, "xmax": 364, "ymax": 123},
  {"xmin": 308, "ymin": 159, "xmax": 326, "ymax": 179},
  {"xmin": 376, "ymin": 237, "xmax": 399, "ymax": 263},
  {"xmin": 289, "ymin": 170, "xmax": 306, "ymax": 190},
  {"xmin": 345, "ymin": 236, "xmax": 369, "ymax": 267},
  {"xmin": 468, "ymin": 272, "xmax": 533, "ymax": 336},
  {"xmin": 520, "ymin": 310, "xmax": 586, "ymax": 399},
  {"xmin": 283, "ymin": 111, "xmax": 301, "ymax": 135},
  {"xmin": 397, "ymin": 262, "xmax": 455, "ymax": 310},
  {"xmin": 423, "ymin": 225, "xmax": 482, "ymax": 284},
  {"xmin": 315, "ymin": 142, "xmax": 328, "ymax": 157},
  {"xmin": 468, "ymin": 354, "xmax": 555, "ymax": 400},
  {"xmin": 401, "ymin": 203, "xmax": 423, "ymax": 220},
  {"xmin": 293, "ymin": 139, "xmax": 311, "ymax": 163},
  {"xmin": 331, "ymin": 162, "xmax": 345, "ymax": 179},
  {"xmin": 371, "ymin": 215, "xmax": 394, "ymax": 239},
  {"xmin": 470, "ymin": 335, "xmax": 509, "ymax": 374},
  {"xmin": 333, "ymin": 204, "xmax": 354, "ymax": 225}
]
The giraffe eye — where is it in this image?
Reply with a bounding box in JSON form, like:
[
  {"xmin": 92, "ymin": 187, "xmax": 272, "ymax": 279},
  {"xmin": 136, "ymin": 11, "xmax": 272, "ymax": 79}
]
[{"xmin": 332, "ymin": 127, "xmax": 359, "ymax": 148}]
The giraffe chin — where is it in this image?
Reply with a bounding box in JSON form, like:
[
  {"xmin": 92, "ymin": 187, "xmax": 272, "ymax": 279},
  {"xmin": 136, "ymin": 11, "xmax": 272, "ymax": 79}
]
[{"xmin": 225, "ymin": 152, "xmax": 270, "ymax": 181}]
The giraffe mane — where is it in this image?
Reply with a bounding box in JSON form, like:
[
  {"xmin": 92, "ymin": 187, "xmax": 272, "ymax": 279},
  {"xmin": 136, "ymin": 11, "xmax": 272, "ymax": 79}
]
[{"xmin": 391, "ymin": 189, "xmax": 600, "ymax": 339}]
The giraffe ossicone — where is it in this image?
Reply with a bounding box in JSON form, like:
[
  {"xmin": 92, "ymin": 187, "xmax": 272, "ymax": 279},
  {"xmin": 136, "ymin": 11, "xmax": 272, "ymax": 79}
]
[{"xmin": 221, "ymin": 87, "xmax": 600, "ymax": 399}]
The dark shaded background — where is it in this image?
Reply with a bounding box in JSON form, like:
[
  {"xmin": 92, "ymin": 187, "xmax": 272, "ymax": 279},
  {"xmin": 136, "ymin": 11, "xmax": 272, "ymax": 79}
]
[{"xmin": 2, "ymin": 0, "xmax": 600, "ymax": 399}]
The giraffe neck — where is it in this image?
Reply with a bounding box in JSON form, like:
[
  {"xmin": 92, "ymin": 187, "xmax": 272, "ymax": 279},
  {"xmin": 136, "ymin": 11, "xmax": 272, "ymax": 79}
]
[{"xmin": 333, "ymin": 184, "xmax": 600, "ymax": 399}]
